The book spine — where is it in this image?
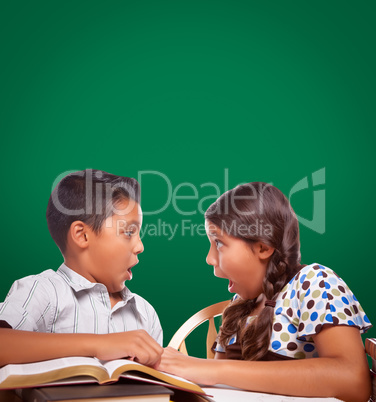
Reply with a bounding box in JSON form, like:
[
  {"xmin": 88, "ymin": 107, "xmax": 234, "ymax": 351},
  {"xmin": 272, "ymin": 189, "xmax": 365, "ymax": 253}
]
[{"xmin": 19, "ymin": 388, "xmax": 46, "ymax": 402}]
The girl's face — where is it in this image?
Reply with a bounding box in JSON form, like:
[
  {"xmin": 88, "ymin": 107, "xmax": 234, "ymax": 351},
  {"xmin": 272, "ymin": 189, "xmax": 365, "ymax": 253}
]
[{"xmin": 205, "ymin": 220, "xmax": 269, "ymax": 300}]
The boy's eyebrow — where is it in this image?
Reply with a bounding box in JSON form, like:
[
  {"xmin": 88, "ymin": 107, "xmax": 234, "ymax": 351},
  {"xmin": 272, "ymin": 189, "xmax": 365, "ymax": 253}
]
[{"xmin": 125, "ymin": 220, "xmax": 142, "ymax": 227}]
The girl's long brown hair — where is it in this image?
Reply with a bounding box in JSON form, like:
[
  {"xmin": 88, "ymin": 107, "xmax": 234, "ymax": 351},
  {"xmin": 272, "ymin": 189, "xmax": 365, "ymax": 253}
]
[{"xmin": 205, "ymin": 182, "xmax": 302, "ymax": 361}]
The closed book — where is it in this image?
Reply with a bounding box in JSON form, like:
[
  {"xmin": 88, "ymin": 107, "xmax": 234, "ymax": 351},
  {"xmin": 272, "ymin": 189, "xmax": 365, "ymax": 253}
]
[{"xmin": 18, "ymin": 384, "xmax": 173, "ymax": 402}]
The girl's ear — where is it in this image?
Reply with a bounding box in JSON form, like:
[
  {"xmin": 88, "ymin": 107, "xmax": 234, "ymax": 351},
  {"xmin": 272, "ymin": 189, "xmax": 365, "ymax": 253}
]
[
  {"xmin": 68, "ymin": 221, "xmax": 90, "ymax": 249},
  {"xmin": 255, "ymin": 242, "xmax": 275, "ymax": 261}
]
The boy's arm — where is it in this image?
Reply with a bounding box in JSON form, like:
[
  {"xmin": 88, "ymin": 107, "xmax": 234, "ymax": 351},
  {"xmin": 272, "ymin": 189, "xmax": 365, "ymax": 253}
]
[
  {"xmin": 0, "ymin": 327, "xmax": 163, "ymax": 368},
  {"xmin": 0, "ymin": 277, "xmax": 163, "ymax": 367}
]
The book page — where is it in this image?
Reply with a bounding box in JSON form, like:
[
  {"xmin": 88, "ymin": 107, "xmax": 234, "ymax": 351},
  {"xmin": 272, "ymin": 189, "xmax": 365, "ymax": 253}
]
[
  {"xmin": 202, "ymin": 386, "xmax": 341, "ymax": 401},
  {"xmin": 0, "ymin": 357, "xmax": 103, "ymax": 384},
  {"xmin": 100, "ymin": 359, "xmax": 205, "ymax": 394},
  {"xmin": 100, "ymin": 358, "xmax": 135, "ymax": 377},
  {"xmin": 101, "ymin": 359, "xmax": 198, "ymax": 386}
]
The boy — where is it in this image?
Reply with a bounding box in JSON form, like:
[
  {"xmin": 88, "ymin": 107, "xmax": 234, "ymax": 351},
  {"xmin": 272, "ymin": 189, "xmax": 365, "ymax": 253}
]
[{"xmin": 0, "ymin": 169, "xmax": 163, "ymax": 367}]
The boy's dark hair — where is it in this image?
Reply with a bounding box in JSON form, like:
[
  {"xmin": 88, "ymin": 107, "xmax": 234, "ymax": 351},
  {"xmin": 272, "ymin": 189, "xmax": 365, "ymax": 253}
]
[{"xmin": 46, "ymin": 169, "xmax": 140, "ymax": 254}]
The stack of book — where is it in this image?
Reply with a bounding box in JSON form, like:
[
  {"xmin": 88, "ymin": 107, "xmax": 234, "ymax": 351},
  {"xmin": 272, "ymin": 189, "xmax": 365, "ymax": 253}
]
[
  {"xmin": 365, "ymin": 338, "xmax": 376, "ymax": 402},
  {"xmin": 17, "ymin": 384, "xmax": 173, "ymax": 402},
  {"xmin": 0, "ymin": 356, "xmax": 212, "ymax": 401}
]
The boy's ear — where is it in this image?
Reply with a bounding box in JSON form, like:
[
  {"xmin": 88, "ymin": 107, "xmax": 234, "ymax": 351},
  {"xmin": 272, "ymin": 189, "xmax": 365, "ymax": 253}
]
[
  {"xmin": 255, "ymin": 242, "xmax": 275, "ymax": 261},
  {"xmin": 68, "ymin": 221, "xmax": 90, "ymax": 249}
]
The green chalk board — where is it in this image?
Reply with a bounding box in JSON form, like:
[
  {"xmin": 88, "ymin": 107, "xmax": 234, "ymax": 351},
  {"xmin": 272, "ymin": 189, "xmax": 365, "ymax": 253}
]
[{"xmin": 0, "ymin": 1, "xmax": 375, "ymax": 357}]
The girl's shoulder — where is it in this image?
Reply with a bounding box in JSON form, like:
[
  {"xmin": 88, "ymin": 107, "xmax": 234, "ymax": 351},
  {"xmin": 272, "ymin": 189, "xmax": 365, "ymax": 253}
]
[
  {"xmin": 277, "ymin": 262, "xmax": 371, "ymax": 332},
  {"xmin": 283, "ymin": 263, "xmax": 342, "ymax": 293}
]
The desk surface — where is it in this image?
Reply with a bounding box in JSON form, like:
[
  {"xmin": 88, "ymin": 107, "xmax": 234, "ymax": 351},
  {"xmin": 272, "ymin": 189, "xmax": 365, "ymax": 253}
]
[
  {"xmin": 0, "ymin": 388, "xmax": 340, "ymax": 402},
  {"xmin": 202, "ymin": 387, "xmax": 340, "ymax": 401}
]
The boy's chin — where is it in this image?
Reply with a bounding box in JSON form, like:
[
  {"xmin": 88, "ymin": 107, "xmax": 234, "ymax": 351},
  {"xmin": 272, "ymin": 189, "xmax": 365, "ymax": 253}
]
[
  {"xmin": 108, "ymin": 282, "xmax": 126, "ymax": 294},
  {"xmin": 108, "ymin": 288, "xmax": 125, "ymax": 300}
]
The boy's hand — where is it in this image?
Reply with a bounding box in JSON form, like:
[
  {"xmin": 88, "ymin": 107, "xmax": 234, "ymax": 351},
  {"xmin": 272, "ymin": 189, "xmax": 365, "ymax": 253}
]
[{"xmin": 94, "ymin": 330, "xmax": 163, "ymax": 367}]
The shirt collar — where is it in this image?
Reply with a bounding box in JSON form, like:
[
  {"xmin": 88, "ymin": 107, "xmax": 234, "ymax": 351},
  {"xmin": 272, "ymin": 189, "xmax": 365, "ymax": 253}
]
[
  {"xmin": 57, "ymin": 263, "xmax": 100, "ymax": 292},
  {"xmin": 56, "ymin": 264, "xmax": 143, "ymax": 315},
  {"xmin": 117, "ymin": 287, "xmax": 146, "ymax": 319}
]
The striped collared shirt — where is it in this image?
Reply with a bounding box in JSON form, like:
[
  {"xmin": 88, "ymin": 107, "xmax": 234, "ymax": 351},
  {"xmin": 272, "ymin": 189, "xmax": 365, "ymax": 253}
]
[{"xmin": 0, "ymin": 264, "xmax": 162, "ymax": 345}]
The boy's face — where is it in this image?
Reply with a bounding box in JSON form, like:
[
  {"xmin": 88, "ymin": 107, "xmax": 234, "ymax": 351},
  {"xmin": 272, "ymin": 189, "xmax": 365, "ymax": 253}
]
[{"xmin": 85, "ymin": 199, "xmax": 144, "ymax": 294}]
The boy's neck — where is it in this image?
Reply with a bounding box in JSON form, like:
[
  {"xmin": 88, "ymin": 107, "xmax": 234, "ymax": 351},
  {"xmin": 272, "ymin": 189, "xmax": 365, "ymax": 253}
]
[
  {"xmin": 63, "ymin": 256, "xmax": 93, "ymax": 283},
  {"xmin": 109, "ymin": 292, "xmax": 123, "ymax": 308},
  {"xmin": 64, "ymin": 258, "xmax": 123, "ymax": 308},
  {"xmin": 64, "ymin": 257, "xmax": 124, "ymax": 309}
]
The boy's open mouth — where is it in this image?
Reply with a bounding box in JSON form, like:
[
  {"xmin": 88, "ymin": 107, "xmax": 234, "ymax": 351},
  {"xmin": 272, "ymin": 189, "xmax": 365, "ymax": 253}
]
[
  {"xmin": 126, "ymin": 267, "xmax": 133, "ymax": 280},
  {"xmin": 126, "ymin": 261, "xmax": 139, "ymax": 280}
]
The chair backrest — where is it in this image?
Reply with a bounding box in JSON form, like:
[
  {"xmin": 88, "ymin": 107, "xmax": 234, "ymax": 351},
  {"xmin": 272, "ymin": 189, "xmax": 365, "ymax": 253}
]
[
  {"xmin": 168, "ymin": 300, "xmax": 230, "ymax": 359},
  {"xmin": 365, "ymin": 338, "xmax": 376, "ymax": 401}
]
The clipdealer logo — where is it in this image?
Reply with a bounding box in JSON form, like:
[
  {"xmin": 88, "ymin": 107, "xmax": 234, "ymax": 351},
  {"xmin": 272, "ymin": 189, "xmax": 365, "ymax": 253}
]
[{"xmin": 51, "ymin": 168, "xmax": 326, "ymax": 239}]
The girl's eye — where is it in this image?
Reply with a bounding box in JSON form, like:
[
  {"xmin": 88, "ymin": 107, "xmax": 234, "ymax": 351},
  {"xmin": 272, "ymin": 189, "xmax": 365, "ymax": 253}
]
[{"xmin": 215, "ymin": 239, "xmax": 224, "ymax": 249}]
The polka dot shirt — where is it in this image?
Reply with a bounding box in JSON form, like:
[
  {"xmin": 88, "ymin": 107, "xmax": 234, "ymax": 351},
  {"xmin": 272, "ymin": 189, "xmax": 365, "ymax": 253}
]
[{"xmin": 216, "ymin": 263, "xmax": 372, "ymax": 359}]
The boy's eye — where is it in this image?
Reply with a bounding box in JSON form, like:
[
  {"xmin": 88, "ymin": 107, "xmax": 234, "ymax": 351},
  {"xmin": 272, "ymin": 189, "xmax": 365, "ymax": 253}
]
[
  {"xmin": 215, "ymin": 239, "xmax": 224, "ymax": 249},
  {"xmin": 124, "ymin": 224, "xmax": 138, "ymax": 238}
]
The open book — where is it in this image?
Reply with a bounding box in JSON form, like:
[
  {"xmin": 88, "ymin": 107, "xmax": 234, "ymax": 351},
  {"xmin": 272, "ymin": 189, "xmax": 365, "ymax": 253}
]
[{"xmin": 0, "ymin": 356, "xmax": 207, "ymax": 396}]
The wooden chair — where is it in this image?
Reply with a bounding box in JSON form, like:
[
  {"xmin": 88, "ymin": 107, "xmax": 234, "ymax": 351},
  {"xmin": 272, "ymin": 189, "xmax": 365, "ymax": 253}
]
[
  {"xmin": 168, "ymin": 300, "xmax": 230, "ymax": 359},
  {"xmin": 365, "ymin": 338, "xmax": 376, "ymax": 402}
]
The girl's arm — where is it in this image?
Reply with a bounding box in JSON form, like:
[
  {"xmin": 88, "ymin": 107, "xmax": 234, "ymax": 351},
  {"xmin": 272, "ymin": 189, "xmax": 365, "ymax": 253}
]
[{"xmin": 159, "ymin": 325, "xmax": 371, "ymax": 402}]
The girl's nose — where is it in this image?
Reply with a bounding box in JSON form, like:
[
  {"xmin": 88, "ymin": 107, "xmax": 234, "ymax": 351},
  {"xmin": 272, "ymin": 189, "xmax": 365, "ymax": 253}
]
[{"xmin": 206, "ymin": 247, "xmax": 217, "ymax": 266}]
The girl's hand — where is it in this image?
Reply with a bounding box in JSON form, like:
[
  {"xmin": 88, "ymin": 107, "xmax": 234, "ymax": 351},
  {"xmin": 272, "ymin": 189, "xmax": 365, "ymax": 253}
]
[{"xmin": 157, "ymin": 347, "xmax": 218, "ymax": 385}]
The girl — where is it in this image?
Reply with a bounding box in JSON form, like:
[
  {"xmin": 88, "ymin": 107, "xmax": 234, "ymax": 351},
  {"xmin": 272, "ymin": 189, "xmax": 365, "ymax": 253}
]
[{"xmin": 158, "ymin": 182, "xmax": 372, "ymax": 401}]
